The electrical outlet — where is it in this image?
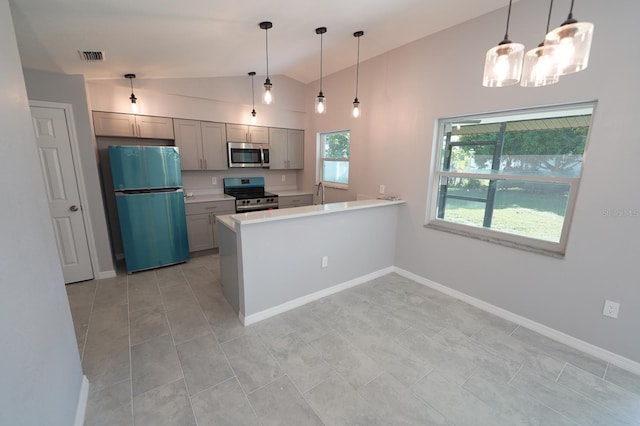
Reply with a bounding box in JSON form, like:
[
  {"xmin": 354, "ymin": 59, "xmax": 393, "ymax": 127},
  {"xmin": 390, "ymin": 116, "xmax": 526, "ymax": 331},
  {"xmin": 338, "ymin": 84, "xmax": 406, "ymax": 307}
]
[
  {"xmin": 603, "ymin": 300, "xmax": 620, "ymax": 319},
  {"xmin": 281, "ymin": 175, "xmax": 286, "ymax": 182},
  {"xmin": 321, "ymin": 256, "xmax": 328, "ymax": 268},
  {"xmin": 379, "ymin": 185, "xmax": 385, "ymax": 194},
  {"xmin": 211, "ymin": 177, "xmax": 217, "ymax": 185}
]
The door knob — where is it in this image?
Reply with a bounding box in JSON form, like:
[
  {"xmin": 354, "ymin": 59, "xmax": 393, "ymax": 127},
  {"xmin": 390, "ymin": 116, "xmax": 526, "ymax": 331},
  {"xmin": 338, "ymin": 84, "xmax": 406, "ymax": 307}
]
[{"xmin": 69, "ymin": 205, "xmax": 79, "ymax": 212}]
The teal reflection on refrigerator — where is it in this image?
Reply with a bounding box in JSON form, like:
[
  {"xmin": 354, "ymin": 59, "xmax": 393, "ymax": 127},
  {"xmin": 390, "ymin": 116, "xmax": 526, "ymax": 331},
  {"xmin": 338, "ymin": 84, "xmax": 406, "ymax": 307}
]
[{"xmin": 109, "ymin": 145, "xmax": 189, "ymax": 273}]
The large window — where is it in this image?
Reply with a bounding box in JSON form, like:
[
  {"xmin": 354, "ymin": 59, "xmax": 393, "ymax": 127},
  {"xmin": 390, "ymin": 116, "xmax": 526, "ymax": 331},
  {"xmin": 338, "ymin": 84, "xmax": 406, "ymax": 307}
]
[
  {"xmin": 427, "ymin": 102, "xmax": 595, "ymax": 256},
  {"xmin": 318, "ymin": 130, "xmax": 350, "ymax": 187}
]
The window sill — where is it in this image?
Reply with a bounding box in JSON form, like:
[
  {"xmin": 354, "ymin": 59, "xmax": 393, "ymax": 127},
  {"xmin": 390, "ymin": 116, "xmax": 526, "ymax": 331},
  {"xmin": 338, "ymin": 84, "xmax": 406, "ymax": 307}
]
[
  {"xmin": 321, "ymin": 182, "xmax": 348, "ymax": 191},
  {"xmin": 424, "ymin": 221, "xmax": 566, "ymax": 259}
]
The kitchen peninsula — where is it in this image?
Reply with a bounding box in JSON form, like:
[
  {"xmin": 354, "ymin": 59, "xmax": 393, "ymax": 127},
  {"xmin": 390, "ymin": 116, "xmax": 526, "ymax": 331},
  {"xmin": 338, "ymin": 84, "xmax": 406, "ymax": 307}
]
[{"xmin": 217, "ymin": 199, "xmax": 405, "ymax": 324}]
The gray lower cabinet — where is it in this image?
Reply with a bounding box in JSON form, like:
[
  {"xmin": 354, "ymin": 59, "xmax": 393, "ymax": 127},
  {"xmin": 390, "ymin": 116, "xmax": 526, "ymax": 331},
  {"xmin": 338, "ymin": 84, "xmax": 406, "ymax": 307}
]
[
  {"xmin": 278, "ymin": 194, "xmax": 313, "ymax": 208},
  {"xmin": 185, "ymin": 200, "xmax": 235, "ymax": 252}
]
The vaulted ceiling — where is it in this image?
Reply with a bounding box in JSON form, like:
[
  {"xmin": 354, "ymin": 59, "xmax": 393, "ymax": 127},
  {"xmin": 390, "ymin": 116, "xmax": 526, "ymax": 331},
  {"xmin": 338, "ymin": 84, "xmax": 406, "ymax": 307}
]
[{"xmin": 10, "ymin": 0, "xmax": 513, "ymax": 83}]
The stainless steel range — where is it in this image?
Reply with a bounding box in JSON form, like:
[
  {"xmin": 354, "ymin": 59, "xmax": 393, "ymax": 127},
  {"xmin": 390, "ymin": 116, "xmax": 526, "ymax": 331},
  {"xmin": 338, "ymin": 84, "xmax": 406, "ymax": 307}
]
[{"xmin": 223, "ymin": 177, "xmax": 278, "ymax": 213}]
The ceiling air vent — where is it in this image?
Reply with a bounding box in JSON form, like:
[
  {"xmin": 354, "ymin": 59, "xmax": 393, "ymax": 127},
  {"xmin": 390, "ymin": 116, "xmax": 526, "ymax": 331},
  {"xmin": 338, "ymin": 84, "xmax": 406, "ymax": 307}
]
[{"xmin": 78, "ymin": 50, "xmax": 105, "ymax": 62}]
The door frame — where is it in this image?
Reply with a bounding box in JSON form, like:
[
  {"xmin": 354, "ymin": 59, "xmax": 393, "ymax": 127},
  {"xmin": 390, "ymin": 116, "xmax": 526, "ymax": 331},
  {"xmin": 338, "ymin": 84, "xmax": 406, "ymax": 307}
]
[{"xmin": 30, "ymin": 100, "xmax": 99, "ymax": 281}]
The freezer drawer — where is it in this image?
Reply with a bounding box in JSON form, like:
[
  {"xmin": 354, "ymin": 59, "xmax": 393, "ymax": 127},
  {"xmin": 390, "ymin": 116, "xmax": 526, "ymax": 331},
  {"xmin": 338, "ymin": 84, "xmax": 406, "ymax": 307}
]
[{"xmin": 116, "ymin": 191, "xmax": 189, "ymax": 273}]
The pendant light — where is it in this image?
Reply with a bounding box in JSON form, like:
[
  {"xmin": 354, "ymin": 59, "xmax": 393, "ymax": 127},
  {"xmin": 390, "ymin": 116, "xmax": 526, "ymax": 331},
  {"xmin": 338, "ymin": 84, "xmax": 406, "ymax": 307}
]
[
  {"xmin": 248, "ymin": 71, "xmax": 257, "ymax": 124},
  {"xmin": 259, "ymin": 21, "xmax": 274, "ymax": 104},
  {"xmin": 352, "ymin": 31, "xmax": 364, "ymax": 118},
  {"xmin": 125, "ymin": 73, "xmax": 138, "ymax": 113},
  {"xmin": 521, "ymin": 0, "xmax": 560, "ymax": 87},
  {"xmin": 544, "ymin": 0, "xmax": 594, "ymax": 76},
  {"xmin": 315, "ymin": 27, "xmax": 327, "ymax": 114},
  {"xmin": 482, "ymin": 0, "xmax": 524, "ymax": 87}
]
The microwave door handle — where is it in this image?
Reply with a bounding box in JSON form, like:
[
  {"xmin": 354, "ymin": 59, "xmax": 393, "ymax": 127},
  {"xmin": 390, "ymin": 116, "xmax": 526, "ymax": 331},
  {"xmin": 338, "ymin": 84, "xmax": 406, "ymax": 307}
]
[{"xmin": 260, "ymin": 148, "xmax": 265, "ymax": 166}]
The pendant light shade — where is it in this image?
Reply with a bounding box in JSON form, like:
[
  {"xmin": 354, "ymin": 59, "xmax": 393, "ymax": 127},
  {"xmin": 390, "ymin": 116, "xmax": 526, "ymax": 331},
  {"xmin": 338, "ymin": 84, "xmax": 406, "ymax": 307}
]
[
  {"xmin": 248, "ymin": 71, "xmax": 257, "ymax": 124},
  {"xmin": 259, "ymin": 21, "xmax": 274, "ymax": 104},
  {"xmin": 482, "ymin": 0, "xmax": 524, "ymax": 87},
  {"xmin": 520, "ymin": 44, "xmax": 560, "ymax": 87},
  {"xmin": 352, "ymin": 31, "xmax": 364, "ymax": 118},
  {"xmin": 125, "ymin": 73, "xmax": 138, "ymax": 113},
  {"xmin": 315, "ymin": 27, "xmax": 327, "ymax": 114},
  {"xmin": 544, "ymin": 0, "xmax": 593, "ymax": 76},
  {"xmin": 521, "ymin": 0, "xmax": 560, "ymax": 87}
]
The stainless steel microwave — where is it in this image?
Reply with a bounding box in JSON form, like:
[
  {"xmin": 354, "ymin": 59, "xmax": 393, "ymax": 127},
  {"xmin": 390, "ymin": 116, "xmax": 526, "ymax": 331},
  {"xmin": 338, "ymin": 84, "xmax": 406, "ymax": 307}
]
[{"xmin": 227, "ymin": 142, "xmax": 270, "ymax": 168}]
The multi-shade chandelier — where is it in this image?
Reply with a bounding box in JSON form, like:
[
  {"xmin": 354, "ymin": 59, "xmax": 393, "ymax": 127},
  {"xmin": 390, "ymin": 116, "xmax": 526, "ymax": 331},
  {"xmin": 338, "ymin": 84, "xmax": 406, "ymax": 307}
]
[{"xmin": 483, "ymin": 0, "xmax": 593, "ymax": 88}]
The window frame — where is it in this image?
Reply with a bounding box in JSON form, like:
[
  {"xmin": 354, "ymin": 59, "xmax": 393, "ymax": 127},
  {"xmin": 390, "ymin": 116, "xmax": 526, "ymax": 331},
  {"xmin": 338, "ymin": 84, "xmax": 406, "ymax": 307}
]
[
  {"xmin": 317, "ymin": 129, "xmax": 351, "ymax": 189},
  {"xmin": 425, "ymin": 101, "xmax": 596, "ymax": 257}
]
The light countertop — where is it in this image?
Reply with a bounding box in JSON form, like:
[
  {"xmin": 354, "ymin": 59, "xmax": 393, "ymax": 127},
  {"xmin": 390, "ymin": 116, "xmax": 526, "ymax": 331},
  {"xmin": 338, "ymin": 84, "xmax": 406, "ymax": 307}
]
[{"xmin": 217, "ymin": 199, "xmax": 405, "ymax": 231}]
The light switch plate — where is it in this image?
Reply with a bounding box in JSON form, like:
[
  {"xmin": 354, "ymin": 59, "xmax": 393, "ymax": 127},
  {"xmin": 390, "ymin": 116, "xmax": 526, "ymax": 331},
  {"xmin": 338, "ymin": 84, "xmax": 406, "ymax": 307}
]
[{"xmin": 212, "ymin": 177, "xmax": 217, "ymax": 185}]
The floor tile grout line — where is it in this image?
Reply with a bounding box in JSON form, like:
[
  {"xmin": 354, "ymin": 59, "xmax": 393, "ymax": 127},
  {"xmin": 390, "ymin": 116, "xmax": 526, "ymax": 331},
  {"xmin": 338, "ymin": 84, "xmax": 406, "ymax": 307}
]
[
  {"xmin": 555, "ymin": 362, "xmax": 568, "ymax": 383},
  {"xmin": 79, "ymin": 279, "xmax": 99, "ymax": 361},
  {"xmin": 188, "ymin": 375, "xmax": 236, "ymax": 400},
  {"xmin": 154, "ymin": 268, "xmax": 201, "ymax": 424},
  {"xmin": 126, "ymin": 273, "xmax": 134, "ymax": 425},
  {"xmin": 507, "ymin": 363, "xmax": 524, "ymax": 385},
  {"xmin": 602, "ymin": 362, "xmax": 609, "ymax": 380}
]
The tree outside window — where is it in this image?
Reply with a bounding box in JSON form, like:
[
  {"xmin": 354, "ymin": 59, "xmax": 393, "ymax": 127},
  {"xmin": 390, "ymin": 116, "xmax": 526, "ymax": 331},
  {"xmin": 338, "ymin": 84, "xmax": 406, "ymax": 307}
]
[{"xmin": 319, "ymin": 131, "xmax": 350, "ymax": 186}]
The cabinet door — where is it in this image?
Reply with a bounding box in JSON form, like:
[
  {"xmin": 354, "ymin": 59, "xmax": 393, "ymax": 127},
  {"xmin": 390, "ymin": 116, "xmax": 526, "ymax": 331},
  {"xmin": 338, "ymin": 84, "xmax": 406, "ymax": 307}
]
[
  {"xmin": 136, "ymin": 116, "xmax": 174, "ymax": 139},
  {"xmin": 174, "ymin": 119, "xmax": 203, "ymax": 170},
  {"xmin": 287, "ymin": 129, "xmax": 304, "ymax": 169},
  {"xmin": 226, "ymin": 124, "xmax": 248, "ymax": 142},
  {"xmin": 201, "ymin": 121, "xmax": 228, "ymax": 170},
  {"xmin": 248, "ymin": 125, "xmax": 269, "ymax": 144},
  {"xmin": 268, "ymin": 127, "xmax": 288, "ymax": 170},
  {"xmin": 93, "ymin": 111, "xmax": 136, "ymax": 137},
  {"xmin": 186, "ymin": 213, "xmax": 214, "ymax": 252}
]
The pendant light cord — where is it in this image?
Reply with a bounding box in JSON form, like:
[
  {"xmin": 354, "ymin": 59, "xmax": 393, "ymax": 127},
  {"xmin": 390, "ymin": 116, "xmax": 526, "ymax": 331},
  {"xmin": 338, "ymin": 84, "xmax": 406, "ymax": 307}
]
[
  {"xmin": 546, "ymin": 0, "xmax": 554, "ymax": 33},
  {"xmin": 355, "ymin": 36, "xmax": 360, "ymax": 99},
  {"xmin": 504, "ymin": 0, "xmax": 514, "ymax": 41},
  {"xmin": 568, "ymin": 0, "xmax": 575, "ymax": 19},
  {"xmin": 251, "ymin": 75, "xmax": 255, "ymax": 109},
  {"xmin": 265, "ymin": 30, "xmax": 270, "ymax": 79},
  {"xmin": 319, "ymin": 32, "xmax": 323, "ymax": 92}
]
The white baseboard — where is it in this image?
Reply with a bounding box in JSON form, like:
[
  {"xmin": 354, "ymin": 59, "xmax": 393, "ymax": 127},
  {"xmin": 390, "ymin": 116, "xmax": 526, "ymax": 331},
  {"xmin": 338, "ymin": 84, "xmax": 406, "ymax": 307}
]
[
  {"xmin": 74, "ymin": 375, "xmax": 90, "ymax": 426},
  {"xmin": 96, "ymin": 270, "xmax": 116, "ymax": 279},
  {"xmin": 393, "ymin": 267, "xmax": 640, "ymax": 376},
  {"xmin": 242, "ymin": 266, "xmax": 395, "ymax": 326}
]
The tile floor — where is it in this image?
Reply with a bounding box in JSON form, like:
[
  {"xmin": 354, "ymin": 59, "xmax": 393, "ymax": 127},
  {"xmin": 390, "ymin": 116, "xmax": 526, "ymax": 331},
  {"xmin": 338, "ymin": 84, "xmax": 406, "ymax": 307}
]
[{"xmin": 66, "ymin": 253, "xmax": 640, "ymax": 425}]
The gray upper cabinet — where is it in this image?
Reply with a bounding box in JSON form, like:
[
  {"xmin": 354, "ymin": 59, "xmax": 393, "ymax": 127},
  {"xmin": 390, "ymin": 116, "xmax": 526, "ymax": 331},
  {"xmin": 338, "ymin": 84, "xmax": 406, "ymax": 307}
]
[
  {"xmin": 226, "ymin": 124, "xmax": 269, "ymax": 144},
  {"xmin": 269, "ymin": 128, "xmax": 304, "ymax": 170},
  {"xmin": 93, "ymin": 111, "xmax": 174, "ymax": 139},
  {"xmin": 174, "ymin": 119, "xmax": 227, "ymax": 170}
]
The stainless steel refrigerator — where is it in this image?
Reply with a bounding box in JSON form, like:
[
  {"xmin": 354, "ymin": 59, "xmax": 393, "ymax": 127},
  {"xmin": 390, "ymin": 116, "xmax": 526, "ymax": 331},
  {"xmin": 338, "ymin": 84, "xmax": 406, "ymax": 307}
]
[{"xmin": 109, "ymin": 145, "xmax": 189, "ymax": 273}]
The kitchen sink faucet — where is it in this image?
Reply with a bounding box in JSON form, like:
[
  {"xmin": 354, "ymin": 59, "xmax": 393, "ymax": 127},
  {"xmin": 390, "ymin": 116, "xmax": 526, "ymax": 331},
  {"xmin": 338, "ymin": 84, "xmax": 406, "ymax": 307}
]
[{"xmin": 316, "ymin": 181, "xmax": 325, "ymax": 205}]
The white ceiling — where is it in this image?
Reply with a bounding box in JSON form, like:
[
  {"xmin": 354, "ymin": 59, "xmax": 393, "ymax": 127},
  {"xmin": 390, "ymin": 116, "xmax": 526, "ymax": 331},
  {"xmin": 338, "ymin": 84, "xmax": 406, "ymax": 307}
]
[{"xmin": 9, "ymin": 0, "xmax": 511, "ymax": 84}]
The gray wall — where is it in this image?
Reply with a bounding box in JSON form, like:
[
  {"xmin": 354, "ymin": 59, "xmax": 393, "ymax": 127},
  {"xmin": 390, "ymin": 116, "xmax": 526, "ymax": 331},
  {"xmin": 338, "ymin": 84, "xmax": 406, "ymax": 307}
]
[
  {"xmin": 23, "ymin": 68, "xmax": 115, "ymax": 277},
  {"xmin": 0, "ymin": 1, "xmax": 84, "ymax": 424},
  {"xmin": 302, "ymin": 0, "xmax": 640, "ymax": 363}
]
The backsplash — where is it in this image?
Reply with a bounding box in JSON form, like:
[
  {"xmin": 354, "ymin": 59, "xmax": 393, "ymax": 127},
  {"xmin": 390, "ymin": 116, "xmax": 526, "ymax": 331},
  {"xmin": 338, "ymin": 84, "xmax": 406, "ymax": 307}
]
[{"xmin": 182, "ymin": 169, "xmax": 299, "ymax": 195}]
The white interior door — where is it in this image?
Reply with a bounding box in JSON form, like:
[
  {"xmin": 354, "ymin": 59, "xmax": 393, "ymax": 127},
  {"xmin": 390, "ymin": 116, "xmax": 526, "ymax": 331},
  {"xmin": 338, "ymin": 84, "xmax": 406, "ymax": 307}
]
[{"xmin": 31, "ymin": 106, "xmax": 93, "ymax": 283}]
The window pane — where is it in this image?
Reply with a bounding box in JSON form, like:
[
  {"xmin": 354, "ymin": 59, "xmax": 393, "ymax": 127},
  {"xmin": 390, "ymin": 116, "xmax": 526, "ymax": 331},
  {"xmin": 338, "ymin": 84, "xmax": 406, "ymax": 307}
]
[
  {"xmin": 323, "ymin": 160, "xmax": 349, "ymax": 184},
  {"xmin": 491, "ymin": 181, "xmax": 570, "ymax": 243},
  {"xmin": 323, "ymin": 132, "xmax": 350, "ymax": 159},
  {"xmin": 437, "ymin": 178, "xmax": 490, "ymax": 226},
  {"xmin": 444, "ymin": 144, "xmax": 495, "ymax": 173}
]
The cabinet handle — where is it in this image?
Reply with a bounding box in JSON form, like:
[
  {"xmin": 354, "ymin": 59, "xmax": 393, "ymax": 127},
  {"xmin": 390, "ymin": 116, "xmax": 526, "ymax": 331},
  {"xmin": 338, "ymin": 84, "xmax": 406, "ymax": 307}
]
[
  {"xmin": 208, "ymin": 214, "xmax": 212, "ymax": 224},
  {"xmin": 131, "ymin": 123, "xmax": 136, "ymax": 136},
  {"xmin": 204, "ymin": 207, "xmax": 218, "ymax": 210},
  {"xmin": 204, "ymin": 159, "xmax": 207, "ymax": 169},
  {"xmin": 246, "ymin": 132, "xmax": 250, "ymax": 142},
  {"xmin": 137, "ymin": 124, "xmax": 142, "ymax": 137}
]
